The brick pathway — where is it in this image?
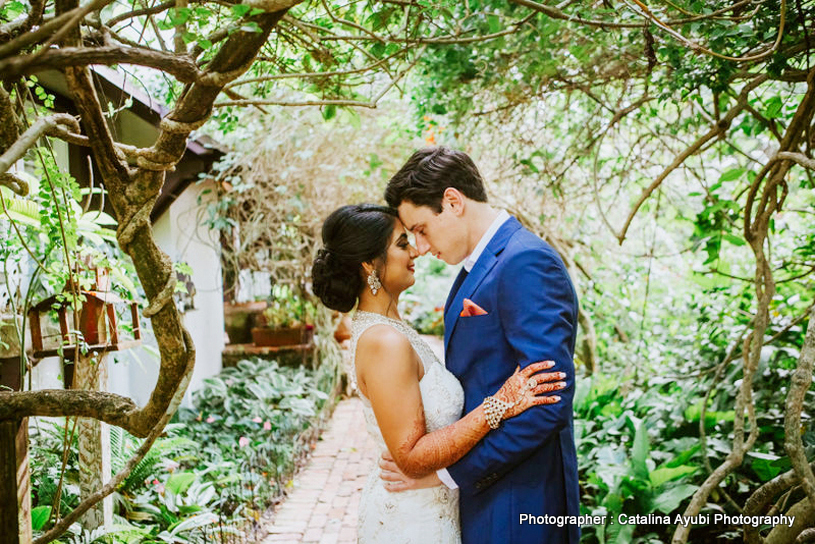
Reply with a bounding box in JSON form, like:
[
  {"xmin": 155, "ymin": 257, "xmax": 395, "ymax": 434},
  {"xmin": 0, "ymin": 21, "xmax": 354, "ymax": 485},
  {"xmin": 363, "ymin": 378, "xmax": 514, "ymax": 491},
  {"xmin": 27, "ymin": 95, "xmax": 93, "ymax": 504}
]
[
  {"xmin": 261, "ymin": 397, "xmax": 376, "ymax": 544},
  {"xmin": 261, "ymin": 335, "xmax": 444, "ymax": 544}
]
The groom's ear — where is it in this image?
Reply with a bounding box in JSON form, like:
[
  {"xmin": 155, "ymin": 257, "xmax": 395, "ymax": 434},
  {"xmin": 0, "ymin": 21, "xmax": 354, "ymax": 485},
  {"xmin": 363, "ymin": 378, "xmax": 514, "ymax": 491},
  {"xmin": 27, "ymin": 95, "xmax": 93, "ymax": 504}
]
[{"xmin": 442, "ymin": 187, "xmax": 465, "ymax": 216}]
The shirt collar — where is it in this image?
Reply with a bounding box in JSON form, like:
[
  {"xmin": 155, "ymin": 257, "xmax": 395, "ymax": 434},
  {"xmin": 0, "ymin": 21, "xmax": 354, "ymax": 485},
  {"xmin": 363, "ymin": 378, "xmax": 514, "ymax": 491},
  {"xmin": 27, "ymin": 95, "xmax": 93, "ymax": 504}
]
[{"xmin": 463, "ymin": 210, "xmax": 510, "ymax": 272}]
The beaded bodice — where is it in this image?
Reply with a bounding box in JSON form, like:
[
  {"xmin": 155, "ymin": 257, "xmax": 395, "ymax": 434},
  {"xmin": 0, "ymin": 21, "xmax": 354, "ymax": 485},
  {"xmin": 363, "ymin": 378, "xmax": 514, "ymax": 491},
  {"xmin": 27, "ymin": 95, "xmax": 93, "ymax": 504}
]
[
  {"xmin": 349, "ymin": 310, "xmax": 465, "ymax": 448},
  {"xmin": 349, "ymin": 310, "xmax": 463, "ymax": 544}
]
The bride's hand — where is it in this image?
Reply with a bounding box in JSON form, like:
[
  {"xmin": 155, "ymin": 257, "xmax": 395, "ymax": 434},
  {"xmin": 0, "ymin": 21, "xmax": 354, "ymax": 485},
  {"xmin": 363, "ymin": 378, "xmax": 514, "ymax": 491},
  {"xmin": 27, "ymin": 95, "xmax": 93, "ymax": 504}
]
[
  {"xmin": 379, "ymin": 451, "xmax": 442, "ymax": 492},
  {"xmin": 492, "ymin": 360, "xmax": 566, "ymax": 420}
]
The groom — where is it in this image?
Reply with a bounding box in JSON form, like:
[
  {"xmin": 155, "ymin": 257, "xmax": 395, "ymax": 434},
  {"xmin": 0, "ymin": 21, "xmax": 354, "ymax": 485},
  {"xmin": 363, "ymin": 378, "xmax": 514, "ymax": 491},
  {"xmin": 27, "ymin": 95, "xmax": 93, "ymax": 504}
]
[{"xmin": 383, "ymin": 147, "xmax": 580, "ymax": 543}]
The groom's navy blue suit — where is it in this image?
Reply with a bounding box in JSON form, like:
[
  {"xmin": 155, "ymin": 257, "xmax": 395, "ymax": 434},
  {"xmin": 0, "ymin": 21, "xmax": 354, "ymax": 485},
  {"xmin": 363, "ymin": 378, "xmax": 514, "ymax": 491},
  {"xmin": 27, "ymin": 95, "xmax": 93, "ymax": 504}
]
[{"xmin": 443, "ymin": 217, "xmax": 580, "ymax": 544}]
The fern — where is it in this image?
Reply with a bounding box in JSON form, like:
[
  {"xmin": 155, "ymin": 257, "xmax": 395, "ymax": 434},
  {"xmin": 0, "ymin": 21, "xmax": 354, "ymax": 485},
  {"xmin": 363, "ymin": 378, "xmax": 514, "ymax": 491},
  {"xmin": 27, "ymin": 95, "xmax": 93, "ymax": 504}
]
[{"xmin": 112, "ymin": 432, "xmax": 199, "ymax": 494}]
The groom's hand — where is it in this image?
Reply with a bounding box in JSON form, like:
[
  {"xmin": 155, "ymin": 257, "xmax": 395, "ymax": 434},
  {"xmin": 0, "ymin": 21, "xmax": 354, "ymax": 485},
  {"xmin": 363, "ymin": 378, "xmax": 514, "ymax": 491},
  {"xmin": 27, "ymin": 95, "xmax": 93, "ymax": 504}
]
[{"xmin": 379, "ymin": 451, "xmax": 442, "ymax": 492}]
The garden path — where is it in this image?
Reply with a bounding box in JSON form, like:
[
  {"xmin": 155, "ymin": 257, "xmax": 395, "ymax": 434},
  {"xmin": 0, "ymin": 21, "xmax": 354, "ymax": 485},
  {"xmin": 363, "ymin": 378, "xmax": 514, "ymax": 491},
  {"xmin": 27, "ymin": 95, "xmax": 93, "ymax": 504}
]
[{"xmin": 260, "ymin": 335, "xmax": 445, "ymax": 544}]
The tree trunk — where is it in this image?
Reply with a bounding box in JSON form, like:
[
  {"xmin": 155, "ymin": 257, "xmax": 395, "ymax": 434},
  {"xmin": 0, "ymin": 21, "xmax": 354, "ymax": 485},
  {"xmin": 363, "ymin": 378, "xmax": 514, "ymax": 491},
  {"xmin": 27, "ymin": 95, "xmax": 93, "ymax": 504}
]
[
  {"xmin": 0, "ymin": 315, "xmax": 29, "ymax": 544},
  {"xmin": 75, "ymin": 353, "xmax": 112, "ymax": 531},
  {"xmin": 577, "ymin": 308, "xmax": 598, "ymax": 375},
  {"xmin": 0, "ymin": 418, "xmax": 31, "ymax": 544}
]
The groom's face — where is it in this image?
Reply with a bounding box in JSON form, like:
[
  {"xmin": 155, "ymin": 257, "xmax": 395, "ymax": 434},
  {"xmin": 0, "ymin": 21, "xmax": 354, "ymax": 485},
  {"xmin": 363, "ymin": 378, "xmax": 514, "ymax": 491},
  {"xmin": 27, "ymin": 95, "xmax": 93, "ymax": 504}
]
[{"xmin": 397, "ymin": 199, "xmax": 469, "ymax": 265}]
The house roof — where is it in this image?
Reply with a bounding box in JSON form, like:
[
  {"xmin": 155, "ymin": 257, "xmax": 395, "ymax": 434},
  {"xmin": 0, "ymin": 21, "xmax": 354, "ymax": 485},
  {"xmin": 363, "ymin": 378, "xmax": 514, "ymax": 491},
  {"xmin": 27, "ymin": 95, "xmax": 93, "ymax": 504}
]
[{"xmin": 36, "ymin": 67, "xmax": 226, "ymax": 222}]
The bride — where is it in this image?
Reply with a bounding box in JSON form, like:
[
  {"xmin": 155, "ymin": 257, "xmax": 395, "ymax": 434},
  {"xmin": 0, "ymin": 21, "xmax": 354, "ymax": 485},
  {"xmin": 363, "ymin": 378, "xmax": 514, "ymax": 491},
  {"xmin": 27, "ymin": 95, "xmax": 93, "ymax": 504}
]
[{"xmin": 311, "ymin": 204, "xmax": 566, "ymax": 543}]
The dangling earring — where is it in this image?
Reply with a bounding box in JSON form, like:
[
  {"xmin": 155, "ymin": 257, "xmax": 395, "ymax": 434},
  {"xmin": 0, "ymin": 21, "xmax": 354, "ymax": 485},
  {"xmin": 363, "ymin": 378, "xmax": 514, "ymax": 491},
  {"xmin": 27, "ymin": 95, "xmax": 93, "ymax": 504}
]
[{"xmin": 367, "ymin": 269, "xmax": 381, "ymax": 295}]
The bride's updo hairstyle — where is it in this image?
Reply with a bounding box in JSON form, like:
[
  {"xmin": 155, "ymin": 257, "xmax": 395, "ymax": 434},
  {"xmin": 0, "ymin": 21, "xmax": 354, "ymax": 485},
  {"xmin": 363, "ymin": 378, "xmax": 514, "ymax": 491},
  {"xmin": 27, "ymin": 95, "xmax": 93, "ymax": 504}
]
[{"xmin": 312, "ymin": 204, "xmax": 399, "ymax": 312}]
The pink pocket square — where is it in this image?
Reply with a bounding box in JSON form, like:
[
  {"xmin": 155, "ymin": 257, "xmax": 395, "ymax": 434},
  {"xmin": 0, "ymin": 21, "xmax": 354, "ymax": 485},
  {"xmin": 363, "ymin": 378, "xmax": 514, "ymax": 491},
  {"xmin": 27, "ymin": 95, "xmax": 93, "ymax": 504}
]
[{"xmin": 460, "ymin": 298, "xmax": 488, "ymax": 317}]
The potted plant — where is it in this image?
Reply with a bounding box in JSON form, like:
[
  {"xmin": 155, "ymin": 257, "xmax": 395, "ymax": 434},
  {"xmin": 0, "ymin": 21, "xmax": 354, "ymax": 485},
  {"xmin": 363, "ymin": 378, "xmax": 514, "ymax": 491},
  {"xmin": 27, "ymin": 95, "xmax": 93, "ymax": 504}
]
[
  {"xmin": 224, "ymin": 299, "xmax": 268, "ymax": 345},
  {"xmin": 250, "ymin": 297, "xmax": 314, "ymax": 347}
]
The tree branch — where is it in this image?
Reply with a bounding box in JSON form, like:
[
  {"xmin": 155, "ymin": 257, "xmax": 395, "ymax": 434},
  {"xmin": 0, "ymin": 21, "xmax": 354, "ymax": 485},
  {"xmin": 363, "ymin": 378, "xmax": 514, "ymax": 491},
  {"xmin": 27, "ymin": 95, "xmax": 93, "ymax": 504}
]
[
  {"xmin": 509, "ymin": 0, "xmax": 643, "ymax": 28},
  {"xmin": 0, "ymin": 0, "xmax": 45, "ymax": 43},
  {"xmin": 0, "ymin": 0, "xmax": 108, "ymax": 59},
  {"xmin": 0, "ymin": 114, "xmax": 80, "ymax": 174},
  {"xmin": 624, "ymin": 0, "xmax": 787, "ymax": 62},
  {"xmin": 105, "ymin": 0, "xmax": 174, "ymax": 27},
  {"xmin": 216, "ymin": 44, "xmax": 425, "ymax": 108},
  {"xmin": 0, "ymin": 45, "xmax": 203, "ymax": 83},
  {"xmin": 617, "ymin": 75, "xmax": 768, "ymax": 244},
  {"xmin": 784, "ymin": 305, "xmax": 815, "ymax": 508},
  {"xmin": 0, "ymin": 172, "xmax": 28, "ymax": 195},
  {"xmin": 778, "ymin": 151, "xmax": 815, "ymax": 170},
  {"xmin": 225, "ymin": 47, "xmax": 406, "ymax": 87},
  {"xmin": 764, "ymin": 497, "xmax": 815, "ymax": 544},
  {"xmin": 30, "ymin": 333, "xmax": 189, "ymax": 544},
  {"xmin": 0, "ymin": 390, "xmax": 139, "ymax": 429}
]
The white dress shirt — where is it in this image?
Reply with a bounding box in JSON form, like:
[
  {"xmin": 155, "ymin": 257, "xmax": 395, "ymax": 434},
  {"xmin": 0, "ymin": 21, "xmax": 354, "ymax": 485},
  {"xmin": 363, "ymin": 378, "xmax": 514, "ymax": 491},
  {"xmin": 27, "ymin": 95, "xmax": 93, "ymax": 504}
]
[
  {"xmin": 463, "ymin": 210, "xmax": 510, "ymax": 272},
  {"xmin": 437, "ymin": 209, "xmax": 510, "ymax": 489}
]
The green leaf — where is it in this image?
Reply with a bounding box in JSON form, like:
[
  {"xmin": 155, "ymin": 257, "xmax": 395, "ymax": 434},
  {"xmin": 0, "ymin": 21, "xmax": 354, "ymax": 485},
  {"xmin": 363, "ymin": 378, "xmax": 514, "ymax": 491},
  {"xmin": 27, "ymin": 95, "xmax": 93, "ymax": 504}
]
[
  {"xmin": 31, "ymin": 506, "xmax": 51, "ymax": 531},
  {"xmin": 723, "ymin": 233, "xmax": 745, "ymax": 246},
  {"xmin": 630, "ymin": 421, "xmax": 650, "ymax": 482},
  {"xmin": 322, "ymin": 104, "xmax": 337, "ymax": 120},
  {"xmin": 80, "ymin": 210, "xmax": 117, "ymax": 226},
  {"xmin": 649, "ymin": 465, "xmax": 697, "ymax": 487},
  {"xmin": 750, "ymin": 453, "xmax": 788, "ymax": 480},
  {"xmin": 230, "ymin": 4, "xmax": 251, "ymax": 17},
  {"xmin": 247, "ymin": 382, "xmax": 272, "ymax": 400},
  {"xmin": 763, "ymin": 96, "xmax": 783, "ymax": 119},
  {"xmin": 651, "ymin": 483, "xmax": 697, "ymax": 514},
  {"xmin": 168, "ymin": 512, "xmax": 218, "ymax": 536},
  {"xmin": 719, "ymin": 168, "xmax": 745, "ymax": 182},
  {"xmin": 166, "ymin": 471, "xmax": 197, "ymax": 495},
  {"xmin": 519, "ymin": 158, "xmax": 539, "ymax": 173},
  {"xmin": 1, "ymin": 193, "xmax": 41, "ymax": 221},
  {"xmin": 684, "ymin": 402, "xmax": 735, "ymax": 428},
  {"xmin": 665, "ymin": 444, "xmax": 701, "ymax": 468},
  {"xmin": 370, "ymin": 42, "xmax": 386, "ymax": 58},
  {"xmin": 608, "ymin": 520, "xmax": 635, "ymax": 544},
  {"xmin": 487, "ymin": 14, "xmax": 501, "ymax": 33}
]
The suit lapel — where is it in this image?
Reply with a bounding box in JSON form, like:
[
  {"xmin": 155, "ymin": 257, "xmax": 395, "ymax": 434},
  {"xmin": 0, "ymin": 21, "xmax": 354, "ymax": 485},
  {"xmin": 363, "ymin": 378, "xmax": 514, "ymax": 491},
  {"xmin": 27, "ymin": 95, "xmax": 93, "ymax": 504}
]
[{"xmin": 443, "ymin": 217, "xmax": 523, "ymax": 358}]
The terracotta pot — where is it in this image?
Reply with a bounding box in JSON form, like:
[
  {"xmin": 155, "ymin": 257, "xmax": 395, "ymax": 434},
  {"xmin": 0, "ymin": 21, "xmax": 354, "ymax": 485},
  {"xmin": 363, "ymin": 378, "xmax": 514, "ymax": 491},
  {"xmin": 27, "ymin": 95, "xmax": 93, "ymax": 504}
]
[
  {"xmin": 224, "ymin": 301, "xmax": 268, "ymax": 344},
  {"xmin": 334, "ymin": 313, "xmax": 352, "ymax": 342},
  {"xmin": 251, "ymin": 325, "xmax": 314, "ymax": 347}
]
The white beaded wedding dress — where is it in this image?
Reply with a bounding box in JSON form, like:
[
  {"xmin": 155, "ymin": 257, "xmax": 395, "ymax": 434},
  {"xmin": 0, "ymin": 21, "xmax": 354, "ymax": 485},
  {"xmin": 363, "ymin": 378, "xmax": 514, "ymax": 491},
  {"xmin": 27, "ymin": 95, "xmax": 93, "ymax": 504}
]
[{"xmin": 349, "ymin": 310, "xmax": 465, "ymax": 544}]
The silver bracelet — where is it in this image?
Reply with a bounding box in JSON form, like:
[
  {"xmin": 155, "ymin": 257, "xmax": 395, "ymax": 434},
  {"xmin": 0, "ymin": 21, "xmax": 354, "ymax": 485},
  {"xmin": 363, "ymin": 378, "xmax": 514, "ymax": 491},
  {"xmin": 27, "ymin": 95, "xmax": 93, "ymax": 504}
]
[{"xmin": 483, "ymin": 396, "xmax": 514, "ymax": 430}]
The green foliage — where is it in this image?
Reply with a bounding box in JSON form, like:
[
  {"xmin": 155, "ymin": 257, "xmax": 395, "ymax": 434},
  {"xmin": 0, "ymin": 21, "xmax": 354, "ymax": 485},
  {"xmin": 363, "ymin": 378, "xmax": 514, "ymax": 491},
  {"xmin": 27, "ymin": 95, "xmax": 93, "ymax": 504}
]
[
  {"xmin": 109, "ymin": 426, "xmax": 199, "ymax": 495},
  {"xmin": 258, "ymin": 286, "xmax": 316, "ymax": 329},
  {"xmin": 1, "ymin": 140, "xmax": 144, "ymax": 393},
  {"xmin": 403, "ymin": 256, "xmax": 457, "ymax": 336},
  {"xmin": 31, "ymin": 506, "xmax": 52, "ymax": 531},
  {"xmin": 28, "ymin": 356, "xmax": 339, "ymax": 542},
  {"xmin": 577, "ymin": 375, "xmax": 702, "ymax": 542}
]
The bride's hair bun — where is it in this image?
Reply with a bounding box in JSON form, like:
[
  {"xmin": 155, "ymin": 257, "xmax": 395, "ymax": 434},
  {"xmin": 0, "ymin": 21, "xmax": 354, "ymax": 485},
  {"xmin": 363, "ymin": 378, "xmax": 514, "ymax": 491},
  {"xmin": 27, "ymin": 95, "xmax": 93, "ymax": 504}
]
[
  {"xmin": 311, "ymin": 204, "xmax": 398, "ymax": 313},
  {"xmin": 312, "ymin": 248, "xmax": 358, "ymax": 313}
]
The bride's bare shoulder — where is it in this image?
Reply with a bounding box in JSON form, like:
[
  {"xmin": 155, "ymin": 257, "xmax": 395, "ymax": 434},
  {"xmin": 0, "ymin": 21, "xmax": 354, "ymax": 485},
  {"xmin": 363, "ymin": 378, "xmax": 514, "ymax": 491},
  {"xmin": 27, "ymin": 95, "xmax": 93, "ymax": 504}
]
[
  {"xmin": 356, "ymin": 324, "xmax": 412, "ymax": 361},
  {"xmin": 355, "ymin": 324, "xmax": 420, "ymax": 398}
]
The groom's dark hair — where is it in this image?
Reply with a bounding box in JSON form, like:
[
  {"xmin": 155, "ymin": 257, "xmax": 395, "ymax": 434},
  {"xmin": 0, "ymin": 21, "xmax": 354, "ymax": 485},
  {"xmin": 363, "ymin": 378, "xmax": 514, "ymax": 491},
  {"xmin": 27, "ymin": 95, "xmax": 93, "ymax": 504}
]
[{"xmin": 385, "ymin": 146, "xmax": 488, "ymax": 213}]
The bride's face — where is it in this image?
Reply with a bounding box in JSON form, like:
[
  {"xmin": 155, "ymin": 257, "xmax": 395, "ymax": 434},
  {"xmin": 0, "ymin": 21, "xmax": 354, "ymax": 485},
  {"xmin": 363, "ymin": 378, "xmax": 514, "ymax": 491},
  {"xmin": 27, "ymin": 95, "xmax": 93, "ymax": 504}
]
[{"xmin": 380, "ymin": 220, "xmax": 419, "ymax": 295}]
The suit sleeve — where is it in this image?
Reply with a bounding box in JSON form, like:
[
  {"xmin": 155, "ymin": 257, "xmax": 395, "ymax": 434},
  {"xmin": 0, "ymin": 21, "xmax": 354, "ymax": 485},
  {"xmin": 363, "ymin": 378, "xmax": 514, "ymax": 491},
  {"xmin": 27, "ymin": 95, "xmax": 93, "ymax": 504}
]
[{"xmin": 445, "ymin": 245, "xmax": 578, "ymax": 495}]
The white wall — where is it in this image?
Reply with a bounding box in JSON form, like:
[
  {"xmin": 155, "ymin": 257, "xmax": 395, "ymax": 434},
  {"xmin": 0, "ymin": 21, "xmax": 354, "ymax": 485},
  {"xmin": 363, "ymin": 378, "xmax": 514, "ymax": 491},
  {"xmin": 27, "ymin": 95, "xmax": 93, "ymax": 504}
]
[
  {"xmin": 166, "ymin": 180, "xmax": 225, "ymax": 405},
  {"xmin": 108, "ymin": 179, "xmax": 225, "ymax": 408}
]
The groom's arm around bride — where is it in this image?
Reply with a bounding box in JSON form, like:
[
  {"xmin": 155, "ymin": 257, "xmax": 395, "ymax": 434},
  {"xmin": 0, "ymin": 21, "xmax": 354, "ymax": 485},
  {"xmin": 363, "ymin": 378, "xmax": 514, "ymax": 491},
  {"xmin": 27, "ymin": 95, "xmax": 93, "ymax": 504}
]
[
  {"xmin": 445, "ymin": 233, "xmax": 580, "ymax": 544},
  {"xmin": 385, "ymin": 146, "xmax": 581, "ymax": 544}
]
